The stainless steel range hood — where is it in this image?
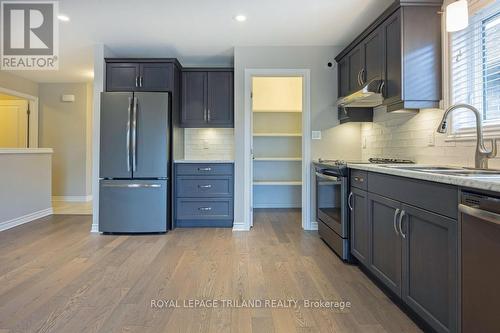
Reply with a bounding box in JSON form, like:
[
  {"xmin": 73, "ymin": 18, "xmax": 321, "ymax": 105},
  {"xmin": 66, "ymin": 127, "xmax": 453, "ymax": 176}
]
[{"xmin": 337, "ymin": 80, "xmax": 384, "ymax": 108}]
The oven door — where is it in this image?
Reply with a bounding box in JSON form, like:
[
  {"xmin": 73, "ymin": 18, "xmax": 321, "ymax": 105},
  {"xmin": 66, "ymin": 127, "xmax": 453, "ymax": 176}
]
[{"xmin": 316, "ymin": 171, "xmax": 347, "ymax": 238}]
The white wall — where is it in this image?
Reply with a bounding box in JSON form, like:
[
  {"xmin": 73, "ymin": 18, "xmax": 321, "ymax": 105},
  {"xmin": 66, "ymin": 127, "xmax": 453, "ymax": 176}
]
[
  {"xmin": 0, "ymin": 151, "xmax": 52, "ymax": 231},
  {"xmin": 92, "ymin": 44, "xmax": 116, "ymax": 232},
  {"xmin": 39, "ymin": 83, "xmax": 93, "ymax": 199},
  {"xmin": 0, "ymin": 71, "xmax": 38, "ymax": 97},
  {"xmin": 234, "ymin": 46, "xmax": 362, "ymax": 227},
  {"xmin": 362, "ymin": 107, "xmax": 500, "ymax": 168}
]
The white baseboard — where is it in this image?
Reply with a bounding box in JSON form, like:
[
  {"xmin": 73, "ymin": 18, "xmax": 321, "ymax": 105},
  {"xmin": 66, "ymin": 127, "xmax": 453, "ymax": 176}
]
[
  {"xmin": 0, "ymin": 208, "xmax": 53, "ymax": 232},
  {"xmin": 253, "ymin": 203, "xmax": 301, "ymax": 209},
  {"xmin": 306, "ymin": 221, "xmax": 318, "ymax": 231},
  {"xmin": 232, "ymin": 222, "xmax": 250, "ymax": 231},
  {"xmin": 52, "ymin": 195, "xmax": 93, "ymax": 202},
  {"xmin": 90, "ymin": 223, "xmax": 99, "ymax": 233}
]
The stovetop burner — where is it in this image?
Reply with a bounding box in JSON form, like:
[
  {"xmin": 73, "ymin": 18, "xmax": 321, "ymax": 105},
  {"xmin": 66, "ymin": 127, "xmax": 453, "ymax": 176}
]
[{"xmin": 368, "ymin": 158, "xmax": 415, "ymax": 164}]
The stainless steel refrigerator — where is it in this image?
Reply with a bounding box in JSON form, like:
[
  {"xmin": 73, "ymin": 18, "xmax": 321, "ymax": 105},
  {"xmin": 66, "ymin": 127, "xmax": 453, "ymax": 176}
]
[{"xmin": 99, "ymin": 92, "xmax": 170, "ymax": 233}]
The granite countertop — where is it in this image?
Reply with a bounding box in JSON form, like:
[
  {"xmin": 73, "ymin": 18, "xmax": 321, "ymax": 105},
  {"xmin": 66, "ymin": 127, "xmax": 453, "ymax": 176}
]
[
  {"xmin": 174, "ymin": 159, "xmax": 234, "ymax": 163},
  {"xmin": 348, "ymin": 163, "xmax": 500, "ymax": 193}
]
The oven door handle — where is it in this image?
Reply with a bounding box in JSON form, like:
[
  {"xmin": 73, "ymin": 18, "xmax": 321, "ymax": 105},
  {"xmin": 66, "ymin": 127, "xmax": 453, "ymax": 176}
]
[
  {"xmin": 315, "ymin": 172, "xmax": 341, "ymax": 182},
  {"xmin": 348, "ymin": 192, "xmax": 354, "ymax": 211},
  {"xmin": 459, "ymin": 204, "xmax": 500, "ymax": 226}
]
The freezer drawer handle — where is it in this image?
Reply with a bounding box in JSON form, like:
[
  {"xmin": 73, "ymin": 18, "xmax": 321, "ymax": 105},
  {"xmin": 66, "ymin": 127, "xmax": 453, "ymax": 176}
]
[
  {"xmin": 198, "ymin": 167, "xmax": 212, "ymax": 171},
  {"xmin": 102, "ymin": 184, "xmax": 162, "ymax": 188},
  {"xmin": 198, "ymin": 207, "xmax": 212, "ymax": 211},
  {"xmin": 199, "ymin": 184, "xmax": 212, "ymax": 189},
  {"xmin": 459, "ymin": 204, "xmax": 500, "ymax": 226}
]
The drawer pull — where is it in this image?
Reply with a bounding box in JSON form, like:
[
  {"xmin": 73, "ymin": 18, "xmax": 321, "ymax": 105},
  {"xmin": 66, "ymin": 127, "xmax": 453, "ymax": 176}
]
[
  {"xmin": 199, "ymin": 207, "xmax": 212, "ymax": 211},
  {"xmin": 199, "ymin": 184, "xmax": 212, "ymax": 189},
  {"xmin": 354, "ymin": 176, "xmax": 364, "ymax": 182},
  {"xmin": 198, "ymin": 167, "xmax": 212, "ymax": 171}
]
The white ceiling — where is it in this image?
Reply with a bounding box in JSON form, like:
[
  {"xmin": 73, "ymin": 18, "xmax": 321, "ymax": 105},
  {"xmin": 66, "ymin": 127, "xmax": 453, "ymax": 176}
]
[{"xmin": 7, "ymin": 0, "xmax": 393, "ymax": 83}]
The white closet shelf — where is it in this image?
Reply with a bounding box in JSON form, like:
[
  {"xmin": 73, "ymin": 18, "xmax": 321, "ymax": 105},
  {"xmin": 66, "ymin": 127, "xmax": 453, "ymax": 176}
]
[
  {"xmin": 253, "ymin": 181, "xmax": 302, "ymax": 186},
  {"xmin": 253, "ymin": 109, "xmax": 302, "ymax": 113},
  {"xmin": 252, "ymin": 133, "xmax": 302, "ymax": 137},
  {"xmin": 253, "ymin": 157, "xmax": 302, "ymax": 161}
]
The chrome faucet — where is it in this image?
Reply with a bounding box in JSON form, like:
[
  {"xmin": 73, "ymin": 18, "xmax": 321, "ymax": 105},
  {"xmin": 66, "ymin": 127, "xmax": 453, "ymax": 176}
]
[{"xmin": 436, "ymin": 103, "xmax": 497, "ymax": 169}]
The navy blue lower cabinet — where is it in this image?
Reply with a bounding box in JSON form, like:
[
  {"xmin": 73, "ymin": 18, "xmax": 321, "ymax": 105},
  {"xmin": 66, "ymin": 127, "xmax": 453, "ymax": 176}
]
[{"xmin": 174, "ymin": 163, "xmax": 234, "ymax": 227}]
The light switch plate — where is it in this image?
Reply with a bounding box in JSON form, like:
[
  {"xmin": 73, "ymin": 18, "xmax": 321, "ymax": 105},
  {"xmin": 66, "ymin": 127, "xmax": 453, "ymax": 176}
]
[
  {"xmin": 312, "ymin": 131, "xmax": 321, "ymax": 140},
  {"xmin": 427, "ymin": 133, "xmax": 435, "ymax": 146}
]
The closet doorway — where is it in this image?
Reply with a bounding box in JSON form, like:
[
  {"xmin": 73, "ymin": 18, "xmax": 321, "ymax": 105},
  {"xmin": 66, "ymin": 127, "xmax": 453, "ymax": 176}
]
[{"xmin": 245, "ymin": 70, "xmax": 311, "ymax": 230}]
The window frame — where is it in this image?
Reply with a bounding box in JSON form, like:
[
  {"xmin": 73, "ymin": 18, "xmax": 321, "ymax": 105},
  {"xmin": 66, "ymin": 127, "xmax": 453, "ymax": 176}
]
[{"xmin": 446, "ymin": 2, "xmax": 500, "ymax": 140}]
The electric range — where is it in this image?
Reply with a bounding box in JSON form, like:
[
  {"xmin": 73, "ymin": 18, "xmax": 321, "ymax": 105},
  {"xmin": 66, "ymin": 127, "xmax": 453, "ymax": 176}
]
[{"xmin": 314, "ymin": 157, "xmax": 414, "ymax": 261}]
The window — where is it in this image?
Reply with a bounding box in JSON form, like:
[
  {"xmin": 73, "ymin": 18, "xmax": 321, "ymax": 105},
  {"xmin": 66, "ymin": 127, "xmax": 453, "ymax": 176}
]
[{"xmin": 450, "ymin": 1, "xmax": 500, "ymax": 134}]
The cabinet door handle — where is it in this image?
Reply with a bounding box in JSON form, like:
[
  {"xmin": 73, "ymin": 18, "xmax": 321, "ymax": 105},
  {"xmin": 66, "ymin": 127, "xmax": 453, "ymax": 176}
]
[
  {"xmin": 135, "ymin": 76, "xmax": 139, "ymax": 88},
  {"xmin": 357, "ymin": 70, "xmax": 362, "ymax": 86},
  {"xmin": 207, "ymin": 109, "xmax": 211, "ymax": 122},
  {"xmin": 199, "ymin": 207, "xmax": 212, "ymax": 211},
  {"xmin": 398, "ymin": 210, "xmax": 406, "ymax": 239},
  {"xmin": 198, "ymin": 167, "xmax": 212, "ymax": 171},
  {"xmin": 393, "ymin": 208, "xmax": 400, "ymax": 236},
  {"xmin": 348, "ymin": 192, "xmax": 354, "ymax": 211},
  {"xmin": 199, "ymin": 184, "xmax": 212, "ymax": 189},
  {"xmin": 139, "ymin": 76, "xmax": 143, "ymax": 87},
  {"xmin": 359, "ymin": 68, "xmax": 365, "ymax": 85}
]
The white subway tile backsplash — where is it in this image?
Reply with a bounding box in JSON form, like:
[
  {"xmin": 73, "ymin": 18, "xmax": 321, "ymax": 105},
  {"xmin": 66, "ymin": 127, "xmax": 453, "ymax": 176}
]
[
  {"xmin": 361, "ymin": 108, "xmax": 500, "ymax": 168},
  {"xmin": 184, "ymin": 128, "xmax": 234, "ymax": 160}
]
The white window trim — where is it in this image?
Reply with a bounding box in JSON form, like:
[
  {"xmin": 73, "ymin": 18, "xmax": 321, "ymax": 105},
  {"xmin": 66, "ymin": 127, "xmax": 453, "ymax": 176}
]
[{"xmin": 442, "ymin": 0, "xmax": 500, "ymax": 141}]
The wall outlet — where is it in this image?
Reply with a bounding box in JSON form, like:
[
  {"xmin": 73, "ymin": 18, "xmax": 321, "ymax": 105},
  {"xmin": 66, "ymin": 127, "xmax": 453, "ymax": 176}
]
[
  {"xmin": 427, "ymin": 133, "xmax": 435, "ymax": 146},
  {"xmin": 362, "ymin": 136, "xmax": 367, "ymax": 149},
  {"xmin": 203, "ymin": 139, "xmax": 209, "ymax": 149},
  {"xmin": 312, "ymin": 131, "xmax": 321, "ymax": 140}
]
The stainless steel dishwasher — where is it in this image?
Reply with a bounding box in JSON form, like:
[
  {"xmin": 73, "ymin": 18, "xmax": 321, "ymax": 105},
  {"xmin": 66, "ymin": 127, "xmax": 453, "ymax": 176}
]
[{"xmin": 459, "ymin": 192, "xmax": 500, "ymax": 333}]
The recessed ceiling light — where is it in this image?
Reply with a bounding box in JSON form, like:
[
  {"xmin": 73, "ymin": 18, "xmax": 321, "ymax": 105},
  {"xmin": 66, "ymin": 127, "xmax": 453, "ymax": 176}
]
[
  {"xmin": 57, "ymin": 14, "xmax": 70, "ymax": 22},
  {"xmin": 234, "ymin": 15, "xmax": 247, "ymax": 22}
]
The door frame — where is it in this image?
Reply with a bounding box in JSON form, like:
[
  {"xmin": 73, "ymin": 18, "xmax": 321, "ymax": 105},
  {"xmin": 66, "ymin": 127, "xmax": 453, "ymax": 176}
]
[
  {"xmin": 0, "ymin": 86, "xmax": 39, "ymax": 148},
  {"xmin": 243, "ymin": 69, "xmax": 312, "ymax": 230}
]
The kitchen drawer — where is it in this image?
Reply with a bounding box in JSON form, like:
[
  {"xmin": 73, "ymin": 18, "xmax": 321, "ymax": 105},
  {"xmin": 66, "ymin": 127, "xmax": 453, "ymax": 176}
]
[
  {"xmin": 176, "ymin": 163, "xmax": 233, "ymax": 176},
  {"xmin": 368, "ymin": 172, "xmax": 458, "ymax": 219},
  {"xmin": 176, "ymin": 198, "xmax": 233, "ymax": 220},
  {"xmin": 351, "ymin": 170, "xmax": 368, "ymax": 190},
  {"xmin": 176, "ymin": 176, "xmax": 233, "ymax": 198}
]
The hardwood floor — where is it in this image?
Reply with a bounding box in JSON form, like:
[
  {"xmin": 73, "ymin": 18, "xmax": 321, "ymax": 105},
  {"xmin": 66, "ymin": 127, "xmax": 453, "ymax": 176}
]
[{"xmin": 0, "ymin": 209, "xmax": 421, "ymax": 333}]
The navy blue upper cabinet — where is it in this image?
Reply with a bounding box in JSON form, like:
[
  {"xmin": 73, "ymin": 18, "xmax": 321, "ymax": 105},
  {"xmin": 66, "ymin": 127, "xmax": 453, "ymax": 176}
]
[
  {"xmin": 139, "ymin": 63, "xmax": 174, "ymax": 92},
  {"xmin": 181, "ymin": 71, "xmax": 207, "ymax": 126},
  {"xmin": 207, "ymin": 72, "xmax": 233, "ymax": 127},
  {"xmin": 105, "ymin": 59, "xmax": 179, "ymax": 92},
  {"xmin": 181, "ymin": 69, "xmax": 234, "ymax": 128},
  {"xmin": 335, "ymin": 1, "xmax": 442, "ymax": 116},
  {"xmin": 106, "ymin": 63, "xmax": 140, "ymax": 92}
]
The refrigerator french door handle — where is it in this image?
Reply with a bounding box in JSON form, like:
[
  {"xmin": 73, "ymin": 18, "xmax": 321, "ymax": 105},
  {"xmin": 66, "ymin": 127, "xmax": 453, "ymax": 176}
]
[
  {"xmin": 132, "ymin": 96, "xmax": 138, "ymax": 172},
  {"xmin": 126, "ymin": 96, "xmax": 132, "ymax": 172}
]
